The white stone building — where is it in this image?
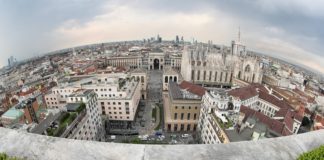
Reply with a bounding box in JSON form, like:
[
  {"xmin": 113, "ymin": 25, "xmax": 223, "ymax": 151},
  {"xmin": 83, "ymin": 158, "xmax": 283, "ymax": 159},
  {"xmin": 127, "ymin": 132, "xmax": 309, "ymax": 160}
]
[
  {"xmin": 181, "ymin": 43, "xmax": 263, "ymax": 88},
  {"xmin": 45, "ymin": 72, "xmax": 143, "ymax": 124},
  {"xmin": 162, "ymin": 66, "xmax": 181, "ymax": 91},
  {"xmin": 65, "ymin": 89, "xmax": 103, "ymax": 141},
  {"xmin": 198, "ymin": 89, "xmax": 240, "ymax": 144}
]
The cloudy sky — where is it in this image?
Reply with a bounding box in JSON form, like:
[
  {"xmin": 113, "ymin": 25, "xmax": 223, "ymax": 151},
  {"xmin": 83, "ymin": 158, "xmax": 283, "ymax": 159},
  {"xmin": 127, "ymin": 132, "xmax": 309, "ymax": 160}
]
[{"xmin": 0, "ymin": 0, "xmax": 323, "ymax": 73}]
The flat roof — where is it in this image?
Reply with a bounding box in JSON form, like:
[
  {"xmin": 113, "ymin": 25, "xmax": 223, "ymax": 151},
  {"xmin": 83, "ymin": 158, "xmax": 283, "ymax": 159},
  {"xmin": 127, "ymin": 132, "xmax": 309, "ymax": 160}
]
[
  {"xmin": 66, "ymin": 103, "xmax": 81, "ymax": 112},
  {"xmin": 2, "ymin": 108, "xmax": 24, "ymax": 119}
]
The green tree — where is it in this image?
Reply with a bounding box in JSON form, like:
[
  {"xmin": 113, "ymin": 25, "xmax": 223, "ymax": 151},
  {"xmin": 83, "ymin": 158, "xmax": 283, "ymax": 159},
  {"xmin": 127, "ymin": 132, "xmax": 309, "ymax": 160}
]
[{"xmin": 297, "ymin": 145, "xmax": 324, "ymax": 160}]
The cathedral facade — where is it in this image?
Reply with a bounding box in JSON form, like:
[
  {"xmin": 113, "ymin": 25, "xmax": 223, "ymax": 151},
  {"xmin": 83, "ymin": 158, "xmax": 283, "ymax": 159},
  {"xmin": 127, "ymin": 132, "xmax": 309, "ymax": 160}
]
[{"xmin": 181, "ymin": 42, "xmax": 263, "ymax": 88}]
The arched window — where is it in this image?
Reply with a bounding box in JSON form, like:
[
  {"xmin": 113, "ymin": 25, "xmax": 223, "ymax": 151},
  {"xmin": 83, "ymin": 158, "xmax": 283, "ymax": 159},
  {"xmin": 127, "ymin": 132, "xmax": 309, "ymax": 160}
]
[
  {"xmin": 245, "ymin": 65, "xmax": 251, "ymax": 72},
  {"xmin": 141, "ymin": 76, "xmax": 144, "ymax": 83},
  {"xmin": 165, "ymin": 76, "xmax": 168, "ymax": 83}
]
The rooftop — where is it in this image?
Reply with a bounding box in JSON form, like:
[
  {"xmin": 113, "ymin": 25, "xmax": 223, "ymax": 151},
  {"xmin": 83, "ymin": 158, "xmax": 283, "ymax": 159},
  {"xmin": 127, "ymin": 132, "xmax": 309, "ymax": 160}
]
[
  {"xmin": 169, "ymin": 81, "xmax": 204, "ymax": 100},
  {"xmin": 1, "ymin": 108, "xmax": 24, "ymax": 119}
]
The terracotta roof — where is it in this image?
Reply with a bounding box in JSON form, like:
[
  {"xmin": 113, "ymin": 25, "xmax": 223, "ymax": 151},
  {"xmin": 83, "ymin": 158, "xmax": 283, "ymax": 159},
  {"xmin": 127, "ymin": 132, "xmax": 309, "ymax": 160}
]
[
  {"xmin": 258, "ymin": 91, "xmax": 292, "ymax": 110},
  {"xmin": 228, "ymin": 85, "xmax": 259, "ymax": 100},
  {"xmin": 240, "ymin": 105, "xmax": 294, "ymax": 136},
  {"xmin": 179, "ymin": 81, "xmax": 206, "ymax": 97}
]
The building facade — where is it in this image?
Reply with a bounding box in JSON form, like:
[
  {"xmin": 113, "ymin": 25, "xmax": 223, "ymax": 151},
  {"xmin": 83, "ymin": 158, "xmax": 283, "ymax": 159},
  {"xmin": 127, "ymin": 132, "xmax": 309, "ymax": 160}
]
[
  {"xmin": 65, "ymin": 90, "xmax": 103, "ymax": 141},
  {"xmin": 181, "ymin": 44, "xmax": 263, "ymax": 88},
  {"xmin": 162, "ymin": 66, "xmax": 180, "ymax": 91},
  {"xmin": 198, "ymin": 89, "xmax": 240, "ymax": 144},
  {"xmin": 163, "ymin": 81, "xmax": 206, "ymax": 132}
]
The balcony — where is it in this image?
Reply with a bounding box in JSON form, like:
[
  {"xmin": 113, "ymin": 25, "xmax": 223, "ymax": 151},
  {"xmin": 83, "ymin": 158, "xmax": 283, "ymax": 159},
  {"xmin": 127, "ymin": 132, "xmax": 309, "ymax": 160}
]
[{"xmin": 46, "ymin": 103, "xmax": 86, "ymax": 137}]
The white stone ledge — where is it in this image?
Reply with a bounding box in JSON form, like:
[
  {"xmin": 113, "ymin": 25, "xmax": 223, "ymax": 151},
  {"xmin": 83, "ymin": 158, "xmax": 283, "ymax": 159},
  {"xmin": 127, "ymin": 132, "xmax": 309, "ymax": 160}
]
[{"xmin": 0, "ymin": 128, "xmax": 324, "ymax": 160}]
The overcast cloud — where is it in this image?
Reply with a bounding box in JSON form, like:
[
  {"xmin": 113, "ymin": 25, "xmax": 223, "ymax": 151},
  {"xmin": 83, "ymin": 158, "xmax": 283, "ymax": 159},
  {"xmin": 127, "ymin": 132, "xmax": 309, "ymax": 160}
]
[{"xmin": 0, "ymin": 0, "xmax": 323, "ymax": 73}]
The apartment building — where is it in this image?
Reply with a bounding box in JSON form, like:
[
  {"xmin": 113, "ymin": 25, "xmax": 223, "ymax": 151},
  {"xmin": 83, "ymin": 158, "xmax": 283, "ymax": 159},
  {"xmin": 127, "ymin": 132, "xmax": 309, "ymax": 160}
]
[
  {"xmin": 163, "ymin": 81, "xmax": 206, "ymax": 132},
  {"xmin": 45, "ymin": 72, "xmax": 142, "ymax": 128},
  {"xmin": 198, "ymin": 89, "xmax": 239, "ymax": 144},
  {"xmin": 65, "ymin": 89, "xmax": 103, "ymax": 141},
  {"xmin": 33, "ymin": 89, "xmax": 103, "ymax": 141},
  {"xmin": 228, "ymin": 84, "xmax": 302, "ymax": 135},
  {"xmin": 97, "ymin": 77, "xmax": 141, "ymax": 122}
]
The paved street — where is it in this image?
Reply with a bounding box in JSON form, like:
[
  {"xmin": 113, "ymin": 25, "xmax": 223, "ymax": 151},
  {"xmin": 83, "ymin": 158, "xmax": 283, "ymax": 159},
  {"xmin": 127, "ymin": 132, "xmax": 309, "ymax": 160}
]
[
  {"xmin": 136, "ymin": 70, "xmax": 163, "ymax": 135},
  {"xmin": 105, "ymin": 69, "xmax": 198, "ymax": 144}
]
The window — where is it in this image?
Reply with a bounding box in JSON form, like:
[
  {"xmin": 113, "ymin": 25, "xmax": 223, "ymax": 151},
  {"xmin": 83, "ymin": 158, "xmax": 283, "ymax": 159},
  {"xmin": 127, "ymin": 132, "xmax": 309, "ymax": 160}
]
[
  {"xmin": 174, "ymin": 113, "xmax": 178, "ymax": 120},
  {"xmin": 187, "ymin": 124, "xmax": 191, "ymax": 131},
  {"xmin": 174, "ymin": 124, "xmax": 178, "ymax": 131},
  {"xmin": 225, "ymin": 72, "xmax": 228, "ymax": 82},
  {"xmin": 197, "ymin": 70, "xmax": 200, "ymax": 80},
  {"xmin": 194, "ymin": 113, "xmax": 197, "ymax": 120},
  {"xmin": 175, "ymin": 106, "xmax": 178, "ymax": 109},
  {"xmin": 182, "ymin": 106, "xmax": 184, "ymax": 109},
  {"xmin": 214, "ymin": 72, "xmax": 218, "ymax": 81},
  {"xmin": 119, "ymin": 112, "xmax": 122, "ymax": 114},
  {"xmin": 193, "ymin": 124, "xmax": 197, "ymax": 131},
  {"xmin": 187, "ymin": 113, "xmax": 190, "ymax": 120},
  {"xmin": 191, "ymin": 70, "xmax": 195, "ymax": 80},
  {"xmin": 118, "ymin": 102, "xmax": 121, "ymax": 105},
  {"xmin": 181, "ymin": 113, "xmax": 184, "ymax": 120},
  {"xmin": 195, "ymin": 106, "xmax": 198, "ymax": 110},
  {"xmin": 101, "ymin": 102, "xmax": 104, "ymax": 105},
  {"xmin": 209, "ymin": 71, "xmax": 212, "ymax": 81},
  {"xmin": 220, "ymin": 72, "xmax": 223, "ymax": 82},
  {"xmin": 180, "ymin": 124, "xmax": 184, "ymax": 131}
]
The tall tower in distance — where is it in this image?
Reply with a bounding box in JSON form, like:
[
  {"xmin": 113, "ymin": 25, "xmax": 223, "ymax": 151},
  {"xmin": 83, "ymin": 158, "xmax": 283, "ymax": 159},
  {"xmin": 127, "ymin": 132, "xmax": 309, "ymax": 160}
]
[
  {"xmin": 176, "ymin": 35, "xmax": 179, "ymax": 44},
  {"xmin": 231, "ymin": 27, "xmax": 246, "ymax": 56},
  {"xmin": 7, "ymin": 56, "xmax": 15, "ymax": 67}
]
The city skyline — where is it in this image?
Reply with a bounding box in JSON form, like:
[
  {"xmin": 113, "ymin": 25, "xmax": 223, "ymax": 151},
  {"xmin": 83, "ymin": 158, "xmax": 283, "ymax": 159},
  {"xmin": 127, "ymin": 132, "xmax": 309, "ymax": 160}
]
[{"xmin": 0, "ymin": 0, "xmax": 324, "ymax": 74}]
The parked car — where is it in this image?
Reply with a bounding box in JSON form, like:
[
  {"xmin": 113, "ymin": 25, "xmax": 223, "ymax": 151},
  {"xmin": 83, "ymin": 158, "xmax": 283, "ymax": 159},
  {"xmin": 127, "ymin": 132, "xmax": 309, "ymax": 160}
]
[
  {"xmin": 138, "ymin": 135, "xmax": 149, "ymax": 141},
  {"xmin": 155, "ymin": 132, "xmax": 162, "ymax": 136},
  {"xmin": 110, "ymin": 135, "xmax": 116, "ymax": 140},
  {"xmin": 181, "ymin": 134, "xmax": 190, "ymax": 138}
]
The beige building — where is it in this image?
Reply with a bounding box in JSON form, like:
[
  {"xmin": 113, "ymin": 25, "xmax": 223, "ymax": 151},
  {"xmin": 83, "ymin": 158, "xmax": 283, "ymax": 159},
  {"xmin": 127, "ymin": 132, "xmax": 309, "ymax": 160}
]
[
  {"xmin": 162, "ymin": 66, "xmax": 181, "ymax": 91},
  {"xmin": 163, "ymin": 81, "xmax": 206, "ymax": 132}
]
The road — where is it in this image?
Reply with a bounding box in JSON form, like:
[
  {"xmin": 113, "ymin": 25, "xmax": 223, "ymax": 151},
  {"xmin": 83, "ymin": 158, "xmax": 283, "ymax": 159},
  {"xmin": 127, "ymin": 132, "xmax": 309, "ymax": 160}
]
[{"xmin": 136, "ymin": 70, "xmax": 163, "ymax": 135}]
